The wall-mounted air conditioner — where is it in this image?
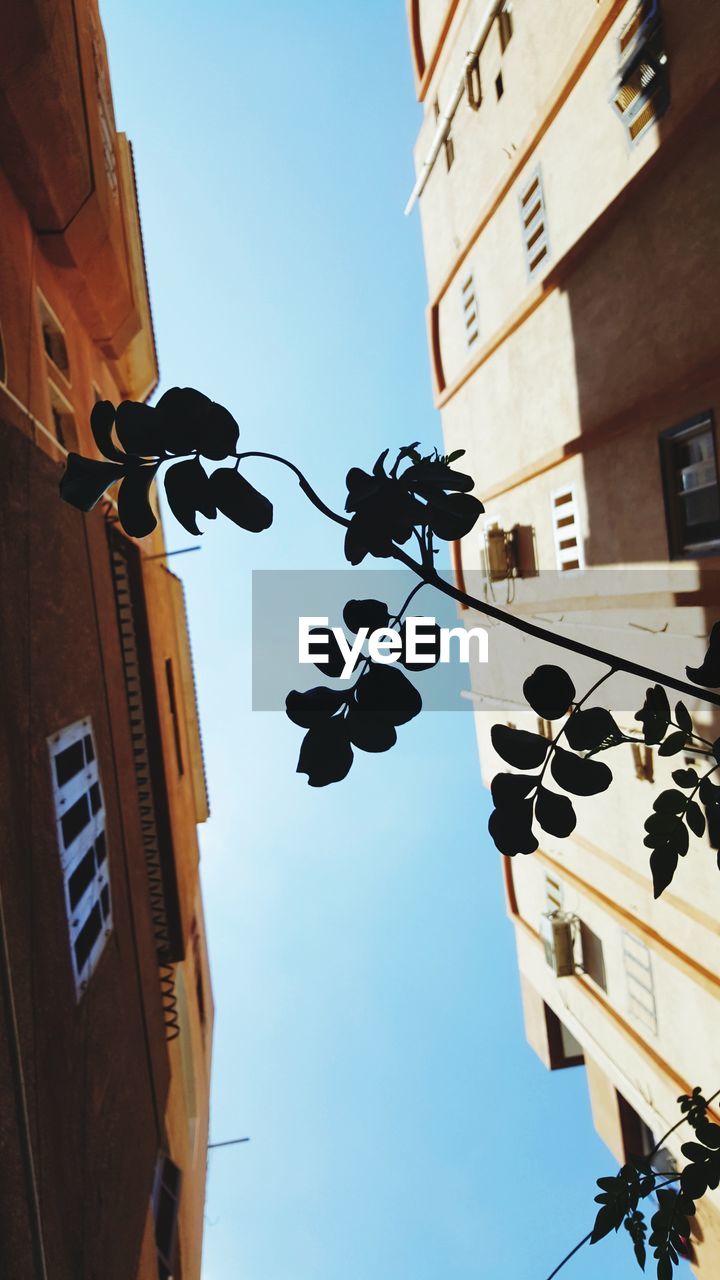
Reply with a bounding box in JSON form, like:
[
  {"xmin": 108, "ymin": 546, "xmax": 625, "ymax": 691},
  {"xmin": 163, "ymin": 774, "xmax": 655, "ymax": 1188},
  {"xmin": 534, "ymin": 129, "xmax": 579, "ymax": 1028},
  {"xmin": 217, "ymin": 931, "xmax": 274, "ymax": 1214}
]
[
  {"xmin": 539, "ymin": 912, "xmax": 577, "ymax": 978},
  {"xmin": 480, "ymin": 521, "xmax": 538, "ymax": 583}
]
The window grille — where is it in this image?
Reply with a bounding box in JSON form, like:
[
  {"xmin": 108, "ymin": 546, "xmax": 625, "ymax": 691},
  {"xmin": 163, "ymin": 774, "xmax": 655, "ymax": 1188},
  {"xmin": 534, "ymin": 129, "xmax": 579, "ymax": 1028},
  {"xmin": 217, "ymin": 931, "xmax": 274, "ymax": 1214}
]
[
  {"xmin": 551, "ymin": 486, "xmax": 584, "ymax": 571},
  {"xmin": 48, "ymin": 718, "xmax": 112, "ymax": 996},
  {"xmin": 460, "ymin": 273, "xmax": 479, "ymax": 349},
  {"xmin": 612, "ymin": 0, "xmax": 669, "ymax": 146},
  {"xmin": 622, "ymin": 932, "xmax": 658, "ymax": 1034},
  {"xmin": 518, "ymin": 168, "xmax": 550, "ymax": 277}
]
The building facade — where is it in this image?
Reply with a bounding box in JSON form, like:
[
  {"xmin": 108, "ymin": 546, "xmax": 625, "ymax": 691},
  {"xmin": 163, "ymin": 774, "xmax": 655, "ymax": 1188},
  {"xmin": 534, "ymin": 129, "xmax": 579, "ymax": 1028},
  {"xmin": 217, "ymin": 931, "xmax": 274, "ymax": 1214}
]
[
  {"xmin": 0, "ymin": 2, "xmax": 213, "ymax": 1276},
  {"xmin": 407, "ymin": 0, "xmax": 720, "ymax": 1270}
]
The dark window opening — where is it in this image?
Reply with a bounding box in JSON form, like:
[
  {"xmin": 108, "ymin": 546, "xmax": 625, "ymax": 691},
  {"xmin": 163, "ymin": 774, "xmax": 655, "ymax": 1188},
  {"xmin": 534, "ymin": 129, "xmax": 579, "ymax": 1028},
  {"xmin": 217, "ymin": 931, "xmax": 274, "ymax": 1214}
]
[
  {"xmin": 153, "ymin": 1154, "xmax": 182, "ymax": 1279},
  {"xmin": 660, "ymin": 414, "xmax": 720, "ymax": 557},
  {"xmin": 74, "ymin": 902, "xmax": 103, "ymax": 971},
  {"xmin": 90, "ymin": 782, "xmax": 102, "ymax": 814},
  {"xmin": 39, "ymin": 296, "xmax": 70, "ymax": 376},
  {"xmin": 50, "ymin": 397, "xmax": 78, "ymax": 452},
  {"xmin": 68, "ymin": 848, "xmax": 96, "ymax": 910},
  {"xmin": 545, "ymin": 1004, "xmax": 584, "ymax": 1070},
  {"xmin": 94, "ymin": 831, "xmax": 107, "ymax": 865},
  {"xmin": 61, "ymin": 793, "xmax": 91, "ymax": 849},
  {"xmin": 579, "ymin": 921, "xmax": 607, "ymax": 991},
  {"xmin": 55, "ymin": 739, "xmax": 85, "ymax": 787},
  {"xmin": 191, "ymin": 920, "xmax": 207, "ymax": 1030},
  {"xmin": 165, "ymin": 658, "xmax": 185, "ymax": 777}
]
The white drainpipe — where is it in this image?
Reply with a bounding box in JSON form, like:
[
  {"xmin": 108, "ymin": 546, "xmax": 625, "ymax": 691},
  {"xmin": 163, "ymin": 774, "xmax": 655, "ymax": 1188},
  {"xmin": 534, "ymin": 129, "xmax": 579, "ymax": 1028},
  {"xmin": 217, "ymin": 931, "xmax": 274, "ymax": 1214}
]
[{"xmin": 404, "ymin": 0, "xmax": 504, "ymax": 216}]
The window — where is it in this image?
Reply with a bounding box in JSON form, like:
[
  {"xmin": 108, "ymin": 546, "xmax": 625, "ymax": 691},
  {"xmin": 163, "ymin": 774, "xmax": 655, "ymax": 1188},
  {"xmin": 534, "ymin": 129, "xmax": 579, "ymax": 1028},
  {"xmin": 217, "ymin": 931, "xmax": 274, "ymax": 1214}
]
[
  {"xmin": 165, "ymin": 658, "xmax": 185, "ymax": 777},
  {"xmin": 499, "ymin": 1, "xmax": 514, "ymax": 52},
  {"xmin": 38, "ymin": 292, "xmax": 70, "ymax": 378},
  {"xmin": 48, "ymin": 381, "xmax": 79, "ymax": 452},
  {"xmin": 518, "ymin": 168, "xmax": 550, "ymax": 277},
  {"xmin": 545, "ymin": 1004, "xmax": 584, "ymax": 1069},
  {"xmin": 612, "ymin": 0, "xmax": 669, "ymax": 146},
  {"xmin": 660, "ymin": 414, "xmax": 720, "ymax": 557},
  {"xmin": 433, "ymin": 96, "xmax": 455, "ymax": 171},
  {"xmin": 460, "ymin": 273, "xmax": 479, "ymax": 349},
  {"xmin": 48, "ymin": 718, "xmax": 112, "ymax": 997},
  {"xmin": 622, "ymin": 931, "xmax": 657, "ymax": 1034},
  {"xmin": 152, "ymin": 1154, "xmax": 182, "ymax": 1280},
  {"xmin": 551, "ymin": 486, "xmax": 584, "ymax": 570},
  {"xmin": 579, "ymin": 921, "xmax": 607, "ymax": 991}
]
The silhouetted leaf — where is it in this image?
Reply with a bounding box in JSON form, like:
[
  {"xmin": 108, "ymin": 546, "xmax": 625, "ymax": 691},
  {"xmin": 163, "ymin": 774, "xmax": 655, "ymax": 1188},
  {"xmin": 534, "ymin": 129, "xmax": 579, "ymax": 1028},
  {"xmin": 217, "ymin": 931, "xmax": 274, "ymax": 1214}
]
[
  {"xmin": 551, "ymin": 747, "xmax": 612, "ymax": 796},
  {"xmin": 285, "ymin": 686, "xmax": 346, "ymax": 728},
  {"xmin": 523, "ymin": 665, "xmax": 576, "ymax": 720},
  {"xmin": 296, "ymin": 720, "xmax": 353, "ymax": 787},
  {"xmin": 117, "ymin": 464, "xmax": 158, "ymax": 537},
  {"xmin": 566, "ymin": 706, "xmax": 621, "ymax": 752},
  {"xmin": 648, "ymin": 844, "xmax": 681, "ymax": 896},
  {"xmin": 491, "ymin": 724, "xmax": 549, "ymax": 770},
  {"xmin": 209, "ymin": 467, "xmax": 273, "ymax": 532},
  {"xmin": 345, "ymin": 709, "xmax": 397, "ymax": 753},
  {"xmin": 686, "ymin": 800, "xmax": 706, "ymax": 838},
  {"xmin": 490, "ymin": 773, "xmax": 537, "ymax": 807},
  {"xmin": 398, "ymin": 619, "xmax": 442, "ymax": 671},
  {"xmin": 658, "ymin": 731, "xmax": 687, "ymax": 757},
  {"xmin": 90, "ymin": 400, "xmax": 125, "ymax": 461},
  {"xmin": 426, "ymin": 491, "xmax": 484, "ymax": 540},
  {"xmin": 675, "ymin": 701, "xmax": 693, "ymax": 734},
  {"xmin": 699, "ymin": 775, "xmax": 720, "ymax": 807},
  {"xmin": 591, "ymin": 1167, "xmax": 641, "ymax": 1243},
  {"xmin": 635, "ymin": 686, "xmax": 671, "ymax": 745},
  {"xmin": 653, "ymin": 790, "xmax": 686, "ymax": 814},
  {"xmin": 342, "ymin": 599, "xmax": 389, "ymax": 634},
  {"xmin": 535, "ymin": 786, "xmax": 577, "ymax": 838},
  {"xmin": 59, "ymin": 453, "xmax": 126, "ymax": 511},
  {"xmin": 115, "ymin": 400, "xmax": 165, "ymax": 457},
  {"xmin": 624, "ymin": 1210, "xmax": 647, "ymax": 1271},
  {"xmin": 402, "ymin": 460, "xmax": 475, "ymax": 495},
  {"xmin": 672, "ymin": 768, "xmax": 698, "ymax": 789},
  {"xmin": 307, "ymin": 629, "xmax": 355, "ymax": 679},
  {"xmin": 163, "ymin": 457, "xmax": 216, "ymax": 535},
  {"xmin": 355, "ymin": 665, "xmax": 421, "ymax": 725},
  {"xmin": 154, "ymin": 386, "xmax": 239, "ymax": 459},
  {"xmin": 488, "ymin": 802, "xmax": 538, "ymax": 856},
  {"xmin": 686, "ymin": 623, "xmax": 720, "ymax": 688}
]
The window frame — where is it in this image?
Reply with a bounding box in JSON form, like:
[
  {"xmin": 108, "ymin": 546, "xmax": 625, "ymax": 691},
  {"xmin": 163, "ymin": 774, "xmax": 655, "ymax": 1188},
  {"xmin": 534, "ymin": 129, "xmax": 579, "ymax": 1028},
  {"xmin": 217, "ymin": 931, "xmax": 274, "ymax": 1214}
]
[
  {"xmin": 550, "ymin": 483, "xmax": 584, "ymax": 571},
  {"xmin": 659, "ymin": 412, "xmax": 720, "ymax": 559},
  {"xmin": 47, "ymin": 717, "xmax": 113, "ymax": 998},
  {"xmin": 37, "ymin": 290, "xmax": 71, "ymax": 382}
]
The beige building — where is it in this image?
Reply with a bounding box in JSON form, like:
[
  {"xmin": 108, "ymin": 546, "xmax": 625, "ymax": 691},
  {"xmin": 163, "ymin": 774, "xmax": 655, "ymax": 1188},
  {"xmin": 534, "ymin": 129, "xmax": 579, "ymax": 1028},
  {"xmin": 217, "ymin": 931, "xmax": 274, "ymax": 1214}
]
[{"xmin": 406, "ymin": 0, "xmax": 720, "ymax": 1270}]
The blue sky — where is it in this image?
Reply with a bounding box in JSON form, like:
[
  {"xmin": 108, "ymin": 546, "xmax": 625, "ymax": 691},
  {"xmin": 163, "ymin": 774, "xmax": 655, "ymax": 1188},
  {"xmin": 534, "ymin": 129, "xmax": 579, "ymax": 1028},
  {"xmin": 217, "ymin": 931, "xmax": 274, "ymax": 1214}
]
[{"xmin": 102, "ymin": 3, "xmax": 648, "ymax": 1277}]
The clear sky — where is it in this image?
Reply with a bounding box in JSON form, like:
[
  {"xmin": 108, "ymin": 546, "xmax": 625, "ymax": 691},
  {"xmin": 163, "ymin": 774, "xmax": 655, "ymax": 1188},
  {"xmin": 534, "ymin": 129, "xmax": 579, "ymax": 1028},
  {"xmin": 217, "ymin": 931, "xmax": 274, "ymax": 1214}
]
[{"xmin": 101, "ymin": 3, "xmax": 652, "ymax": 1277}]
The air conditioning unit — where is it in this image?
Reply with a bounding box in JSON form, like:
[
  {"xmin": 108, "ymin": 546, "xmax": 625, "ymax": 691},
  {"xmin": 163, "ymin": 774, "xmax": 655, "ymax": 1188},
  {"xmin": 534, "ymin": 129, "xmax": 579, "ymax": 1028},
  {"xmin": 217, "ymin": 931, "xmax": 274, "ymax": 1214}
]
[{"xmin": 539, "ymin": 912, "xmax": 577, "ymax": 978}]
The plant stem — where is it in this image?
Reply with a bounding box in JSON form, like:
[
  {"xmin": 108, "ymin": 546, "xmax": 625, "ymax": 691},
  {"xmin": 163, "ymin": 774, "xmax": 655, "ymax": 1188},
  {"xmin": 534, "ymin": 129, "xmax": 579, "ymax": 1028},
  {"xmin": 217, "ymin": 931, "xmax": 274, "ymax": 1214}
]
[
  {"xmin": 233, "ymin": 451, "xmax": 720, "ymax": 709},
  {"xmin": 543, "ymin": 1231, "xmax": 593, "ymax": 1280}
]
